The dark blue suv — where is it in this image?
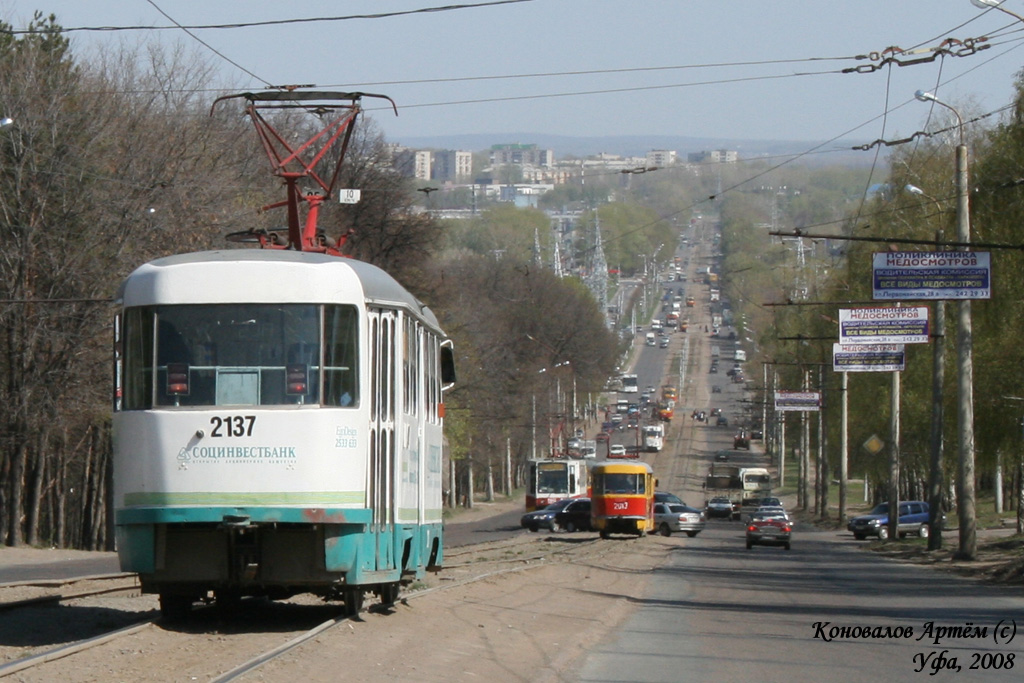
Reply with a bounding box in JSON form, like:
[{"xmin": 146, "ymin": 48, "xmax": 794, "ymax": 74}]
[{"xmin": 847, "ymin": 501, "xmax": 940, "ymax": 540}]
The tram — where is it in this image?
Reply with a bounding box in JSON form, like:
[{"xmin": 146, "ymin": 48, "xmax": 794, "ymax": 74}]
[
  {"xmin": 590, "ymin": 461, "xmax": 655, "ymax": 538},
  {"xmin": 111, "ymin": 91, "xmax": 456, "ymax": 618},
  {"xmin": 525, "ymin": 458, "xmax": 589, "ymax": 511}
]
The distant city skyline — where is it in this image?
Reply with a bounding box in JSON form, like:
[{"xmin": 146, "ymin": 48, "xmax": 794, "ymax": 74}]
[{"xmin": 3, "ymin": 0, "xmax": 1023, "ymax": 158}]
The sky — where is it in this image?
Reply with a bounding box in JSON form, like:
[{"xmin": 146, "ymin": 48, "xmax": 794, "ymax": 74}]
[{"xmin": 2, "ymin": 0, "xmax": 1024, "ymax": 153}]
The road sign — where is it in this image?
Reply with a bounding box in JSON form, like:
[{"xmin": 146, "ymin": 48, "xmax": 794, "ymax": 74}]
[
  {"xmin": 774, "ymin": 391, "xmax": 821, "ymax": 412},
  {"xmin": 833, "ymin": 343, "xmax": 906, "ymax": 372},
  {"xmin": 839, "ymin": 307, "xmax": 929, "ymax": 344},
  {"xmin": 872, "ymin": 251, "xmax": 990, "ymax": 300},
  {"xmin": 338, "ymin": 189, "xmax": 362, "ymax": 204},
  {"xmin": 863, "ymin": 434, "xmax": 885, "ymax": 455}
]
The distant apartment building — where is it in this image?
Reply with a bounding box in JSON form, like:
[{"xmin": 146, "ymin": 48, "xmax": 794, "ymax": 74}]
[
  {"xmin": 687, "ymin": 149, "xmax": 739, "ymax": 164},
  {"xmin": 434, "ymin": 150, "xmax": 473, "ymax": 182},
  {"xmin": 389, "ymin": 144, "xmax": 473, "ymax": 181},
  {"xmin": 646, "ymin": 150, "xmax": 677, "ymax": 167},
  {"xmin": 490, "ymin": 143, "xmax": 554, "ymax": 168}
]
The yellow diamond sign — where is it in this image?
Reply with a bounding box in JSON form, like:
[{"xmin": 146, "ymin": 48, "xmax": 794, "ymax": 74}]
[{"xmin": 863, "ymin": 434, "xmax": 885, "ymax": 455}]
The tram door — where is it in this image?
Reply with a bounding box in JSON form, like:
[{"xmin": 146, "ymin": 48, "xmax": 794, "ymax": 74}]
[{"xmin": 368, "ymin": 310, "xmax": 396, "ymax": 571}]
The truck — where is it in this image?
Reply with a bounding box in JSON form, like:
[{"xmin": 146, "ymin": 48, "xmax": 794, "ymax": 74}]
[
  {"xmin": 703, "ymin": 464, "xmax": 772, "ymax": 520},
  {"xmin": 642, "ymin": 424, "xmax": 664, "ymax": 452},
  {"xmin": 710, "ymin": 289, "xmax": 720, "ymax": 302}
]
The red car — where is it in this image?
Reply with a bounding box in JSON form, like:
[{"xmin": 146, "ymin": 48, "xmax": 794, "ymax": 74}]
[{"xmin": 746, "ymin": 512, "xmax": 792, "ymax": 550}]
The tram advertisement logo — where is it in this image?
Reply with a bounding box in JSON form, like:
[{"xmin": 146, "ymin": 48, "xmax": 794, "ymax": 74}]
[{"xmin": 177, "ymin": 445, "xmax": 298, "ymax": 465}]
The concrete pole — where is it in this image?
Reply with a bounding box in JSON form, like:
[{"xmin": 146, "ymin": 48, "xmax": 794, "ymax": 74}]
[
  {"xmin": 887, "ymin": 370, "xmax": 901, "ymax": 541},
  {"xmin": 928, "ymin": 232, "xmax": 946, "ymax": 550},
  {"xmin": 955, "ymin": 141, "xmax": 977, "ymax": 560}
]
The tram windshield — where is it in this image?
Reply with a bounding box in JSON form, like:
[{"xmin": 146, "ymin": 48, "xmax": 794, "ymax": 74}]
[
  {"xmin": 120, "ymin": 303, "xmax": 358, "ymax": 409},
  {"xmin": 535, "ymin": 464, "xmax": 569, "ymax": 494},
  {"xmin": 594, "ymin": 472, "xmax": 646, "ymax": 495}
]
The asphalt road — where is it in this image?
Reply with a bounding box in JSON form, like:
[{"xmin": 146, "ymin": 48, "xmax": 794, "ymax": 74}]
[{"xmin": 579, "ymin": 521, "xmax": 1024, "ymax": 682}]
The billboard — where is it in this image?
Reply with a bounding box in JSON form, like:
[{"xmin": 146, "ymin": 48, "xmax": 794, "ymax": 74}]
[
  {"xmin": 774, "ymin": 391, "xmax": 821, "ymax": 412},
  {"xmin": 872, "ymin": 251, "xmax": 990, "ymax": 300},
  {"xmin": 839, "ymin": 307, "xmax": 929, "ymax": 345},
  {"xmin": 832, "ymin": 343, "xmax": 906, "ymax": 372}
]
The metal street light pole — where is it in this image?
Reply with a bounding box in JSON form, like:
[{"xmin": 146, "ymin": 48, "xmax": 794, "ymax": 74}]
[
  {"xmin": 906, "ymin": 184, "xmax": 948, "ymax": 550},
  {"xmin": 915, "ymin": 90, "xmax": 976, "ymax": 560}
]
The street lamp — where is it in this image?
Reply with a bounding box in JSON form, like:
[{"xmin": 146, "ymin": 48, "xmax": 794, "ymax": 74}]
[
  {"xmin": 0, "ymin": 118, "xmax": 12, "ymax": 128},
  {"xmin": 905, "ymin": 183, "xmax": 948, "ymax": 550},
  {"xmin": 971, "ymin": 0, "xmax": 1024, "ymax": 21},
  {"xmin": 914, "ymin": 89, "xmax": 976, "ymax": 560}
]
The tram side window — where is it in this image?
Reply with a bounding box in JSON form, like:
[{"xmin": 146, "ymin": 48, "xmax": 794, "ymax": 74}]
[
  {"xmin": 122, "ymin": 307, "xmax": 154, "ymax": 410},
  {"xmin": 323, "ymin": 305, "xmax": 358, "ymax": 407}
]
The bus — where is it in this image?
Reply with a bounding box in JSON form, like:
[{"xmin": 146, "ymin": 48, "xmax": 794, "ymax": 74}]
[{"xmin": 620, "ymin": 374, "xmax": 639, "ymax": 393}]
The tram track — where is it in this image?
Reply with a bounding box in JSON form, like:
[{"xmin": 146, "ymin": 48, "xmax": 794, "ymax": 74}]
[{"xmin": 0, "ymin": 529, "xmax": 619, "ymax": 681}]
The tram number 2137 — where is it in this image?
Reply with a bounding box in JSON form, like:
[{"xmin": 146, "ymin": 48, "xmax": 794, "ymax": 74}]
[{"xmin": 209, "ymin": 415, "xmax": 256, "ymax": 437}]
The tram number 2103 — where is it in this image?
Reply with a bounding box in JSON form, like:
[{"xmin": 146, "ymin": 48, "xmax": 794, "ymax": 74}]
[{"xmin": 209, "ymin": 415, "xmax": 256, "ymax": 437}]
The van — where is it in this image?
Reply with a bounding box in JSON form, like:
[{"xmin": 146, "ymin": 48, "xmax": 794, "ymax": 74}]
[
  {"xmin": 735, "ymin": 349, "xmax": 747, "ymax": 362},
  {"xmin": 645, "ymin": 332, "xmax": 656, "ymax": 346}
]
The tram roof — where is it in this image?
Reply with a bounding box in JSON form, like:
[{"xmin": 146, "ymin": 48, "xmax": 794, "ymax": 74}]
[{"xmin": 117, "ymin": 250, "xmax": 440, "ymax": 330}]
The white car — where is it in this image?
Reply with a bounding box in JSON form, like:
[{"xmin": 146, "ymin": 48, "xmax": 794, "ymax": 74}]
[
  {"xmin": 608, "ymin": 444, "xmax": 628, "ymax": 458},
  {"xmin": 654, "ymin": 503, "xmax": 706, "ymax": 537}
]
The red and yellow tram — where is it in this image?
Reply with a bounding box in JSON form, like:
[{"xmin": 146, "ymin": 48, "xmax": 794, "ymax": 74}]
[{"xmin": 590, "ymin": 461, "xmax": 655, "ymax": 538}]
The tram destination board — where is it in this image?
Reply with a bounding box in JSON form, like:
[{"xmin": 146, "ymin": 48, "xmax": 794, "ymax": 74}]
[{"xmin": 872, "ymin": 251, "xmax": 990, "ymax": 300}]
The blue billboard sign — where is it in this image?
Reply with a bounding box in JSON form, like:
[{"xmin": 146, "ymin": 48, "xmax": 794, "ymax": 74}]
[{"xmin": 872, "ymin": 251, "xmax": 990, "ymax": 300}]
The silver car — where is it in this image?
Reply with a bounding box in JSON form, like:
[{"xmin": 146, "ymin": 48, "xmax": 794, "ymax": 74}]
[{"xmin": 654, "ymin": 502, "xmax": 706, "ymax": 537}]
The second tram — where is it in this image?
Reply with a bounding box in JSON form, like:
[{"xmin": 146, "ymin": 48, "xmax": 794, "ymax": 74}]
[{"xmin": 525, "ymin": 458, "xmax": 590, "ymax": 511}]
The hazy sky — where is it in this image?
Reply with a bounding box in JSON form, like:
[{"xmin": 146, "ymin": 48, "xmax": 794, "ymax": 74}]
[{"xmin": 3, "ymin": 0, "xmax": 1024, "ymax": 150}]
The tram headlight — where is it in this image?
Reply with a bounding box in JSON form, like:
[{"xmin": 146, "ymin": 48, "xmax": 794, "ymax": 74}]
[
  {"xmin": 286, "ymin": 363, "xmax": 308, "ymax": 395},
  {"xmin": 167, "ymin": 363, "xmax": 190, "ymax": 396}
]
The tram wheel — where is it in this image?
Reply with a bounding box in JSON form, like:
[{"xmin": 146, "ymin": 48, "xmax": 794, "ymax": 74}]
[
  {"xmin": 343, "ymin": 587, "xmax": 364, "ymax": 617},
  {"xmin": 600, "ymin": 530, "xmax": 610, "ymax": 539},
  {"xmin": 159, "ymin": 593, "xmax": 194, "ymax": 620},
  {"xmin": 379, "ymin": 582, "xmax": 400, "ymax": 605}
]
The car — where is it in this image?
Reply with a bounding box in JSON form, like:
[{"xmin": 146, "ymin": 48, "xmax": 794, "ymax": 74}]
[
  {"xmin": 552, "ymin": 497, "xmax": 593, "ymax": 532},
  {"xmin": 733, "ymin": 431, "xmax": 750, "ymax": 449},
  {"xmin": 596, "ymin": 431, "xmax": 610, "ymax": 443},
  {"xmin": 608, "ymin": 444, "xmax": 628, "ymax": 458},
  {"xmin": 709, "ymin": 364, "xmax": 718, "ymax": 374},
  {"xmin": 654, "ymin": 503, "xmax": 706, "ymax": 537},
  {"xmin": 755, "ymin": 497, "xmax": 782, "ymax": 508},
  {"xmin": 521, "ymin": 498, "xmax": 575, "ymax": 532},
  {"xmin": 706, "ymin": 496, "xmax": 735, "ymax": 519},
  {"xmin": 751, "ymin": 428, "xmax": 764, "ymax": 440},
  {"xmin": 715, "ymin": 451, "xmax": 729, "ymax": 462},
  {"xmin": 655, "ymin": 491, "xmax": 685, "ymax": 505},
  {"xmin": 847, "ymin": 501, "xmax": 939, "ymax": 540},
  {"xmin": 711, "ymin": 385, "xmax": 722, "ymax": 393},
  {"xmin": 716, "ymin": 415, "xmax": 729, "ymax": 427},
  {"xmin": 659, "ymin": 336, "xmax": 670, "ymax": 348},
  {"xmin": 746, "ymin": 512, "xmax": 792, "ymax": 550}
]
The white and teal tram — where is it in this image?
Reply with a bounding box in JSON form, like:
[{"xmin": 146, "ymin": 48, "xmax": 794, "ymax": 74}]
[{"xmin": 112, "ymin": 250, "xmax": 455, "ymax": 617}]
